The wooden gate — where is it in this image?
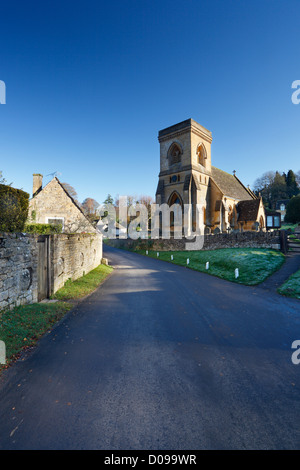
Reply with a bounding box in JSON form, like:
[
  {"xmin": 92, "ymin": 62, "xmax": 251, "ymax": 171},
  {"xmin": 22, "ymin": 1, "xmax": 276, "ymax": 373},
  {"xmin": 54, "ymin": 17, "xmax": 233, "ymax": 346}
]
[
  {"xmin": 288, "ymin": 227, "xmax": 300, "ymax": 254},
  {"xmin": 37, "ymin": 235, "xmax": 50, "ymax": 302}
]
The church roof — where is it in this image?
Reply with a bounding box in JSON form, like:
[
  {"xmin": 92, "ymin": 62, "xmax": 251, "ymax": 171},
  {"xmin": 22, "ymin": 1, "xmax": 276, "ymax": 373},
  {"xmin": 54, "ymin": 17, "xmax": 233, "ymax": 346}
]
[
  {"xmin": 236, "ymin": 199, "xmax": 261, "ymax": 222},
  {"xmin": 211, "ymin": 167, "xmax": 255, "ymax": 201}
]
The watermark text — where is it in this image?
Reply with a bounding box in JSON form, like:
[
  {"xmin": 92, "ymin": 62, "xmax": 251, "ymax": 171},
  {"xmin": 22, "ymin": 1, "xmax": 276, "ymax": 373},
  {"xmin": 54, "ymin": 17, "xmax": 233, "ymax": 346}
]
[
  {"xmin": 96, "ymin": 197, "xmax": 205, "ymax": 250},
  {"xmin": 291, "ymin": 340, "xmax": 300, "ymax": 365},
  {"xmin": 291, "ymin": 80, "xmax": 300, "ymax": 105},
  {"xmin": 0, "ymin": 80, "xmax": 6, "ymax": 104}
]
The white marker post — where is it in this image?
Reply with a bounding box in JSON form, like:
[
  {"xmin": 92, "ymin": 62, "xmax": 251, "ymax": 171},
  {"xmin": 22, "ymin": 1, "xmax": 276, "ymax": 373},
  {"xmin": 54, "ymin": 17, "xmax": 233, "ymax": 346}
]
[
  {"xmin": 235, "ymin": 268, "xmax": 239, "ymax": 278},
  {"xmin": 171, "ymin": 255, "xmax": 173, "ymax": 261},
  {"xmin": 206, "ymin": 262, "xmax": 209, "ymax": 270},
  {"xmin": 157, "ymin": 252, "xmax": 159, "ymax": 257},
  {"xmin": 0, "ymin": 341, "xmax": 5, "ymax": 365},
  {"xmin": 146, "ymin": 250, "xmax": 148, "ymax": 255},
  {"xmin": 187, "ymin": 258, "xmax": 189, "ymax": 265}
]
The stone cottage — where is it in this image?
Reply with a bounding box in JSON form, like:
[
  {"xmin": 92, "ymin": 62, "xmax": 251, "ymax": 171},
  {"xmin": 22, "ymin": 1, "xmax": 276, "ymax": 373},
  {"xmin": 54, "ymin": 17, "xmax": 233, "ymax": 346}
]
[
  {"xmin": 28, "ymin": 174, "xmax": 96, "ymax": 233},
  {"xmin": 155, "ymin": 119, "xmax": 266, "ymax": 234}
]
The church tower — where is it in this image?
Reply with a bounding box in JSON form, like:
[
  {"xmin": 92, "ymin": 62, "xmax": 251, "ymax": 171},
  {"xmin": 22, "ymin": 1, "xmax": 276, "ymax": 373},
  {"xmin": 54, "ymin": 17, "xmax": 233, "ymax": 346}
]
[{"xmin": 155, "ymin": 119, "xmax": 212, "ymax": 234}]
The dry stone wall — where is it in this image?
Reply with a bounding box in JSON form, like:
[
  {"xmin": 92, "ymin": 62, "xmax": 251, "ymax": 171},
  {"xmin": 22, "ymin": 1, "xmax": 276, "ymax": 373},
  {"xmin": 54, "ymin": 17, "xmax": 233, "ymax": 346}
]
[
  {"xmin": 105, "ymin": 230, "xmax": 281, "ymax": 252},
  {"xmin": 0, "ymin": 232, "xmax": 103, "ymax": 311},
  {"xmin": 50, "ymin": 233, "xmax": 103, "ymax": 293},
  {"xmin": 0, "ymin": 233, "xmax": 39, "ymax": 311}
]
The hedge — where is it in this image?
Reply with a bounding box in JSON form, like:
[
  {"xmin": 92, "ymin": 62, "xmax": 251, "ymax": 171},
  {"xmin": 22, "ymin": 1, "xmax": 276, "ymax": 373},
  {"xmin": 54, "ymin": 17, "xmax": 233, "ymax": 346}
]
[
  {"xmin": 0, "ymin": 184, "xmax": 29, "ymax": 232},
  {"xmin": 24, "ymin": 223, "xmax": 63, "ymax": 234}
]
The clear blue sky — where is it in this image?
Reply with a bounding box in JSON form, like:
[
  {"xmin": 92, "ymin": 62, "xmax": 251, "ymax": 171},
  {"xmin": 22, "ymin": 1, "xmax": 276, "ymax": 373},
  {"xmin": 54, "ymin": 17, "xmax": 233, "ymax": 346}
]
[{"xmin": 0, "ymin": 0, "xmax": 299, "ymax": 204}]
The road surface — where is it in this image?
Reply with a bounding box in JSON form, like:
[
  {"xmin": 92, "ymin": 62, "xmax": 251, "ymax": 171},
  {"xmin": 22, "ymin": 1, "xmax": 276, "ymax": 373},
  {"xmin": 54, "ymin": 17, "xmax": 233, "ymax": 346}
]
[{"xmin": 0, "ymin": 245, "xmax": 299, "ymax": 450}]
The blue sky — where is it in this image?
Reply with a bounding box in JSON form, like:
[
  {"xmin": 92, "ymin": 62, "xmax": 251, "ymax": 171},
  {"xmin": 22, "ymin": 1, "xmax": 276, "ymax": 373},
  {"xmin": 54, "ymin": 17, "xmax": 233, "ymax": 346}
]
[{"xmin": 0, "ymin": 0, "xmax": 299, "ymax": 205}]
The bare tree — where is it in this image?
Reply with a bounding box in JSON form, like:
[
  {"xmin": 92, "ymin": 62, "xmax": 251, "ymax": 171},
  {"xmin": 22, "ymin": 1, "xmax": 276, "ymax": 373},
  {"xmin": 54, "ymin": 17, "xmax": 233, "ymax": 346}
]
[
  {"xmin": 61, "ymin": 182, "xmax": 79, "ymax": 202},
  {"xmin": 82, "ymin": 198, "xmax": 99, "ymax": 215},
  {"xmin": 138, "ymin": 194, "xmax": 154, "ymax": 208},
  {"xmin": 0, "ymin": 171, "xmax": 12, "ymax": 186},
  {"xmin": 137, "ymin": 194, "xmax": 154, "ymax": 230},
  {"xmin": 0, "ymin": 171, "xmax": 6, "ymax": 184},
  {"xmin": 253, "ymin": 171, "xmax": 276, "ymax": 193}
]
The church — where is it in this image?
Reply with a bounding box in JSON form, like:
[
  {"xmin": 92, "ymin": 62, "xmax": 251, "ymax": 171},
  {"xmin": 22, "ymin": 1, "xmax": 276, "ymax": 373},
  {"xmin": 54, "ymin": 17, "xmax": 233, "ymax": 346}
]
[{"xmin": 155, "ymin": 119, "xmax": 266, "ymax": 235}]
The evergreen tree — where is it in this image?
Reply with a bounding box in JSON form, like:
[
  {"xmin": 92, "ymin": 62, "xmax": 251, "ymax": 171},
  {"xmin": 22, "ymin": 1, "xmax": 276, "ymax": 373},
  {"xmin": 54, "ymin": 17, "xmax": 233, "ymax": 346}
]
[
  {"xmin": 103, "ymin": 194, "xmax": 114, "ymax": 205},
  {"xmin": 271, "ymin": 171, "xmax": 288, "ymax": 205},
  {"xmin": 286, "ymin": 170, "xmax": 299, "ymax": 198},
  {"xmin": 253, "ymin": 169, "xmax": 300, "ymax": 209},
  {"xmin": 285, "ymin": 195, "xmax": 300, "ymax": 224}
]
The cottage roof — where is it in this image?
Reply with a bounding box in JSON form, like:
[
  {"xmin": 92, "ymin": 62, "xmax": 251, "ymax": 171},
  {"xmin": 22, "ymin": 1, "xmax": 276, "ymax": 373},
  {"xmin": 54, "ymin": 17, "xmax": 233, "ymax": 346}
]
[{"xmin": 211, "ymin": 167, "xmax": 255, "ymax": 201}]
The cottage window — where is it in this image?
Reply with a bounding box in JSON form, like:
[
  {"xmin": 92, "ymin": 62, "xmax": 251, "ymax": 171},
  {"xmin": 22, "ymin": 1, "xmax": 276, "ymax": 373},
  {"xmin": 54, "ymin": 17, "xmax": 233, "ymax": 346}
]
[
  {"xmin": 274, "ymin": 216, "xmax": 280, "ymax": 227},
  {"xmin": 46, "ymin": 217, "xmax": 64, "ymax": 231}
]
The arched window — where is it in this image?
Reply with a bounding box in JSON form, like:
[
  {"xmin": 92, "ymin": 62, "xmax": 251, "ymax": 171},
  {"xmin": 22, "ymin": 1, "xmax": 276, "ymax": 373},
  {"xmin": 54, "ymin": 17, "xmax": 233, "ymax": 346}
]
[
  {"xmin": 168, "ymin": 142, "xmax": 182, "ymax": 166},
  {"xmin": 197, "ymin": 143, "xmax": 207, "ymax": 167},
  {"xmin": 259, "ymin": 215, "xmax": 264, "ymax": 229},
  {"xmin": 228, "ymin": 206, "xmax": 234, "ymax": 227},
  {"xmin": 169, "ymin": 192, "xmax": 182, "ymax": 206},
  {"xmin": 168, "ymin": 192, "xmax": 183, "ymax": 229}
]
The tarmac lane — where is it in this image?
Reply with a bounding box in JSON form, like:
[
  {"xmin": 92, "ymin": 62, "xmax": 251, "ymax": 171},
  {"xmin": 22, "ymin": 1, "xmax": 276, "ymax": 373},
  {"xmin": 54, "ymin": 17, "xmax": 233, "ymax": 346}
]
[{"xmin": 0, "ymin": 245, "xmax": 299, "ymax": 450}]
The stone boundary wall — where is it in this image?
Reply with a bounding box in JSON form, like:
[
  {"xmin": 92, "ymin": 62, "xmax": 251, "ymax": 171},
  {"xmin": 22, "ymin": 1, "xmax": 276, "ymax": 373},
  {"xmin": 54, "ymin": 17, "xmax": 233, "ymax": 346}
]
[
  {"xmin": 50, "ymin": 233, "xmax": 103, "ymax": 293},
  {"xmin": 0, "ymin": 232, "xmax": 103, "ymax": 311},
  {"xmin": 0, "ymin": 233, "xmax": 39, "ymax": 311},
  {"xmin": 105, "ymin": 230, "xmax": 281, "ymax": 252}
]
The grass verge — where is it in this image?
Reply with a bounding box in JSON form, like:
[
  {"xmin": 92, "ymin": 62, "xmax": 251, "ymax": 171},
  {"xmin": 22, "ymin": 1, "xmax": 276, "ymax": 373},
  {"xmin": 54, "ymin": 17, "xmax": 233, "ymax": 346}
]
[
  {"xmin": 277, "ymin": 269, "xmax": 300, "ymax": 300},
  {"xmin": 51, "ymin": 263, "xmax": 113, "ymax": 300},
  {"xmin": 0, "ymin": 301, "xmax": 72, "ymax": 373},
  {"xmin": 138, "ymin": 248, "xmax": 285, "ymax": 285},
  {"xmin": 0, "ymin": 263, "xmax": 113, "ymax": 374}
]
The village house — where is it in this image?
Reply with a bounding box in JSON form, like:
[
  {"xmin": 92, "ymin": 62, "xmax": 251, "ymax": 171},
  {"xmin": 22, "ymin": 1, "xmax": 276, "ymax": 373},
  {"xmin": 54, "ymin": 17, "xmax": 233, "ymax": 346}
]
[
  {"xmin": 275, "ymin": 199, "xmax": 290, "ymax": 222},
  {"xmin": 28, "ymin": 174, "xmax": 96, "ymax": 233},
  {"xmin": 155, "ymin": 119, "xmax": 266, "ymax": 235}
]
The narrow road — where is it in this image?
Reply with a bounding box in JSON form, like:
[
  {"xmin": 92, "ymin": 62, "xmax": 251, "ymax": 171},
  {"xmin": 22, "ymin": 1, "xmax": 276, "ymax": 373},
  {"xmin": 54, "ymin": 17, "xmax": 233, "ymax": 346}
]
[{"xmin": 0, "ymin": 245, "xmax": 299, "ymax": 450}]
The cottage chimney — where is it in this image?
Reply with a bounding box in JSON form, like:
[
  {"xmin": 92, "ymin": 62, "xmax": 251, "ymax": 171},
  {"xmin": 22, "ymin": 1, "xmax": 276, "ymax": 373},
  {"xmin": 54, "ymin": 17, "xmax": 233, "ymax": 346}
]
[{"xmin": 33, "ymin": 173, "xmax": 43, "ymax": 197}]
